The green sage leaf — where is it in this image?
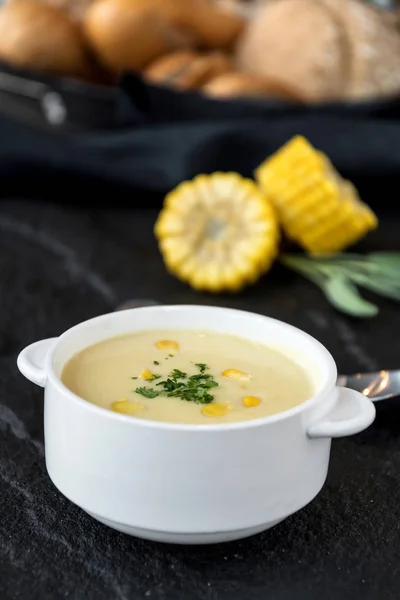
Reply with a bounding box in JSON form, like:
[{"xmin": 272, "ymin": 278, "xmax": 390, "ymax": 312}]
[
  {"xmin": 321, "ymin": 275, "xmax": 378, "ymax": 318},
  {"xmin": 367, "ymin": 253, "xmax": 400, "ymax": 281},
  {"xmin": 349, "ymin": 273, "xmax": 400, "ymax": 302}
]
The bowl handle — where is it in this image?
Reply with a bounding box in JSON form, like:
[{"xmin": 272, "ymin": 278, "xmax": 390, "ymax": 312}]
[
  {"xmin": 307, "ymin": 387, "xmax": 376, "ymax": 439},
  {"xmin": 17, "ymin": 338, "xmax": 57, "ymax": 388}
]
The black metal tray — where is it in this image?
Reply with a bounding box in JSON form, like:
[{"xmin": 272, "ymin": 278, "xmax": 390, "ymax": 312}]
[
  {"xmin": 1, "ymin": 60, "xmax": 400, "ymax": 209},
  {"xmin": 0, "ymin": 61, "xmax": 117, "ymax": 131},
  {"xmin": 2, "ymin": 59, "xmax": 400, "ymax": 133}
]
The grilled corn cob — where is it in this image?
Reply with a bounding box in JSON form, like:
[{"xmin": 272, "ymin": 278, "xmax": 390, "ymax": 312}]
[
  {"xmin": 255, "ymin": 136, "xmax": 378, "ymax": 254},
  {"xmin": 155, "ymin": 172, "xmax": 279, "ymax": 292}
]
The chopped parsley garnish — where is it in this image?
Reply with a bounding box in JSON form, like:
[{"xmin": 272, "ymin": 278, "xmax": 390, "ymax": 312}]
[
  {"xmin": 131, "ymin": 376, "xmax": 138, "ymax": 380},
  {"xmin": 153, "ymin": 360, "xmax": 160, "ymax": 365},
  {"xmin": 134, "ymin": 362, "xmax": 218, "ymax": 405},
  {"xmin": 135, "ymin": 387, "xmax": 160, "ymax": 399},
  {"xmin": 170, "ymin": 368, "xmax": 186, "ymax": 379},
  {"xmin": 169, "ymin": 354, "xmax": 174, "ymax": 358}
]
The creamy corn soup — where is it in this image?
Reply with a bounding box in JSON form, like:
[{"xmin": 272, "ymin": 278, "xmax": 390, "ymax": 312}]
[{"xmin": 61, "ymin": 330, "xmax": 314, "ymax": 425}]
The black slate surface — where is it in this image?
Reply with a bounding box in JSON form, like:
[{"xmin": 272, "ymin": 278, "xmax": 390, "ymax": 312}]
[{"xmin": 1, "ymin": 199, "xmax": 400, "ymax": 600}]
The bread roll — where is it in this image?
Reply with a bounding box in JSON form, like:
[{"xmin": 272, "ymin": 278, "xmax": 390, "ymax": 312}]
[
  {"xmin": 43, "ymin": 0, "xmax": 94, "ymax": 21},
  {"xmin": 144, "ymin": 50, "xmax": 199, "ymax": 84},
  {"xmin": 145, "ymin": 50, "xmax": 232, "ymax": 90},
  {"xmin": 323, "ymin": 0, "xmax": 400, "ymax": 100},
  {"xmin": 170, "ymin": 0, "xmax": 244, "ymax": 48},
  {"xmin": 136, "ymin": 0, "xmax": 244, "ymax": 49},
  {"xmin": 83, "ymin": 0, "xmax": 195, "ymax": 71},
  {"xmin": 85, "ymin": 0, "xmax": 244, "ymax": 73},
  {"xmin": 0, "ymin": 0, "xmax": 96, "ymax": 79},
  {"xmin": 236, "ymin": 0, "xmax": 348, "ymax": 102},
  {"xmin": 202, "ymin": 71, "xmax": 304, "ymax": 101},
  {"xmin": 27, "ymin": 0, "xmax": 94, "ymax": 21},
  {"xmin": 213, "ymin": 0, "xmax": 264, "ymax": 20}
]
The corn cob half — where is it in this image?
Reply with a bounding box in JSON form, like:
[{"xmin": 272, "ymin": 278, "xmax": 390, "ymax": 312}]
[
  {"xmin": 255, "ymin": 136, "xmax": 378, "ymax": 254},
  {"xmin": 155, "ymin": 172, "xmax": 279, "ymax": 292}
]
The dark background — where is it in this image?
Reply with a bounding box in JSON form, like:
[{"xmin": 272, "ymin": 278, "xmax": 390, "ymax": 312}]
[
  {"xmin": 1, "ymin": 73, "xmax": 400, "ymax": 599},
  {"xmin": 0, "ymin": 198, "xmax": 399, "ymax": 600}
]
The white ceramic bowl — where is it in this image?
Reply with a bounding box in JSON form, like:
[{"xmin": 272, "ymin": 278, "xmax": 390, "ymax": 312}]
[{"xmin": 17, "ymin": 305, "xmax": 375, "ymax": 544}]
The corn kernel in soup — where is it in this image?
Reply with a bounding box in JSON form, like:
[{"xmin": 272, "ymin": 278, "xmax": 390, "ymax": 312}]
[{"xmin": 61, "ymin": 330, "xmax": 314, "ymax": 425}]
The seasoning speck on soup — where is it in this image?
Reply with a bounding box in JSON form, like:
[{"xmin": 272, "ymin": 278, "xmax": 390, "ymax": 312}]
[{"xmin": 61, "ymin": 330, "xmax": 314, "ymax": 424}]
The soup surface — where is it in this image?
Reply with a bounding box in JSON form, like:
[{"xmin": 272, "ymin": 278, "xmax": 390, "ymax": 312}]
[{"xmin": 61, "ymin": 330, "xmax": 314, "ymax": 425}]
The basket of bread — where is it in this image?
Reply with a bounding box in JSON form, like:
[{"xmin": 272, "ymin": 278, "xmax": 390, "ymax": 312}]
[{"xmin": 0, "ymin": 0, "xmax": 400, "ymax": 121}]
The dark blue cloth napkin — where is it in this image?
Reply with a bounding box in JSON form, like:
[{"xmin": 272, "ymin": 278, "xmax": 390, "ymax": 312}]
[{"xmin": 1, "ymin": 67, "xmax": 400, "ymax": 211}]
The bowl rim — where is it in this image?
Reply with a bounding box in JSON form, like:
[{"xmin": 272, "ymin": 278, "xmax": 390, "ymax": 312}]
[{"xmin": 45, "ymin": 305, "xmax": 338, "ymax": 432}]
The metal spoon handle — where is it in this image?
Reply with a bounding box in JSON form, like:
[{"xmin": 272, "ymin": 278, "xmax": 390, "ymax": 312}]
[{"xmin": 337, "ymin": 370, "xmax": 396, "ymax": 402}]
